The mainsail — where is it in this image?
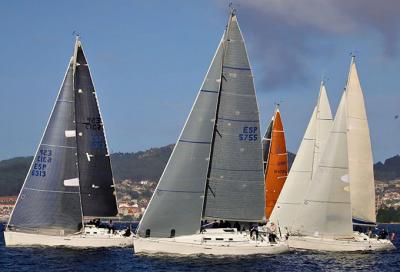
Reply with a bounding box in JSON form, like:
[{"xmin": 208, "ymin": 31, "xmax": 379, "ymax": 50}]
[
  {"xmin": 294, "ymin": 93, "xmax": 353, "ymax": 238},
  {"xmin": 346, "ymin": 57, "xmax": 376, "ymax": 225},
  {"xmin": 264, "ymin": 109, "xmax": 288, "ymax": 219},
  {"xmin": 203, "ymin": 12, "xmax": 265, "ymax": 222},
  {"xmin": 74, "ymin": 40, "xmax": 118, "ymax": 217},
  {"xmin": 269, "ymin": 82, "xmax": 332, "ymax": 231},
  {"xmin": 8, "ymin": 58, "xmax": 83, "ymax": 236},
  {"xmin": 7, "ymin": 37, "xmax": 117, "ymax": 236},
  {"xmin": 137, "ymin": 11, "xmax": 264, "ymax": 238}
]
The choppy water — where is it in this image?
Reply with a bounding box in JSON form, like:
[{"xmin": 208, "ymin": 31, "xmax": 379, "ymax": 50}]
[{"xmin": 1, "ymin": 223, "xmax": 399, "ymax": 272}]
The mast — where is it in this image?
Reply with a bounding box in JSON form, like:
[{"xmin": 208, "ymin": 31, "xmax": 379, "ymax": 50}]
[{"xmin": 201, "ymin": 8, "xmax": 232, "ymax": 218}]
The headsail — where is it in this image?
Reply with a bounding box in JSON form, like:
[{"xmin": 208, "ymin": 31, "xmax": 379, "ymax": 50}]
[
  {"xmin": 264, "ymin": 109, "xmax": 288, "ymax": 219},
  {"xmin": 74, "ymin": 39, "xmax": 118, "ymax": 218},
  {"xmin": 294, "ymin": 93, "xmax": 353, "ymax": 238},
  {"xmin": 203, "ymin": 12, "xmax": 265, "ymax": 222},
  {"xmin": 8, "ymin": 57, "xmax": 83, "ymax": 236},
  {"xmin": 270, "ymin": 83, "xmax": 332, "ymax": 231},
  {"xmin": 262, "ymin": 117, "xmax": 273, "ymax": 171},
  {"xmin": 137, "ymin": 39, "xmax": 223, "ymax": 238},
  {"xmin": 346, "ymin": 57, "xmax": 376, "ymax": 225}
]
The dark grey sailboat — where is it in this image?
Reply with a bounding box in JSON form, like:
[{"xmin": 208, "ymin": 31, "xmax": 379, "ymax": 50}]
[
  {"xmin": 4, "ymin": 37, "xmax": 130, "ymax": 247},
  {"xmin": 134, "ymin": 9, "xmax": 288, "ymax": 255}
]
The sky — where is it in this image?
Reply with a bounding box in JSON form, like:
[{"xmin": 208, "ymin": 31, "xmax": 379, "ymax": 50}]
[{"xmin": 0, "ymin": 0, "xmax": 399, "ymax": 162}]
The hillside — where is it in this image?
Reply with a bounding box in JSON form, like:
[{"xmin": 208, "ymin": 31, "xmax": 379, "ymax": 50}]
[{"xmin": 0, "ymin": 145, "xmax": 398, "ymax": 197}]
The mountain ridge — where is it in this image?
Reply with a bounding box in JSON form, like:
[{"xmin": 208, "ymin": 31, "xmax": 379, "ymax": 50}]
[{"xmin": 0, "ymin": 145, "xmax": 398, "ymax": 197}]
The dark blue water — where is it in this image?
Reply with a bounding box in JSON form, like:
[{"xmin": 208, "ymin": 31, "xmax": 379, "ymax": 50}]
[{"xmin": 1, "ymin": 223, "xmax": 399, "ymax": 272}]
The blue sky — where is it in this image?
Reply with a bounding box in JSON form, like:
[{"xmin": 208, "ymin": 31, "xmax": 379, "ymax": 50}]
[{"xmin": 0, "ymin": 1, "xmax": 399, "ymax": 162}]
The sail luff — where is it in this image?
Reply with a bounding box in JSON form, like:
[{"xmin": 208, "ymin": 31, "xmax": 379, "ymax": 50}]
[{"xmin": 346, "ymin": 57, "xmax": 376, "ymax": 224}]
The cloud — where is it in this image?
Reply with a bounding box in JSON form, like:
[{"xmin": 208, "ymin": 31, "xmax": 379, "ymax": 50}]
[{"xmin": 223, "ymin": 0, "xmax": 400, "ymax": 90}]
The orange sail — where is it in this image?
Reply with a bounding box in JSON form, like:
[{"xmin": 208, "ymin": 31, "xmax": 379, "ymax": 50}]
[{"xmin": 263, "ymin": 109, "xmax": 288, "ymax": 219}]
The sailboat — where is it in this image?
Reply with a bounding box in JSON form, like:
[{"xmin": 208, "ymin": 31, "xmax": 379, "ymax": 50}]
[
  {"xmin": 263, "ymin": 108, "xmax": 288, "ymax": 219},
  {"xmin": 133, "ymin": 9, "xmax": 289, "ymax": 255},
  {"xmin": 269, "ymin": 81, "xmax": 332, "ymax": 234},
  {"xmin": 4, "ymin": 37, "xmax": 132, "ymax": 248},
  {"xmin": 288, "ymin": 57, "xmax": 395, "ymax": 251}
]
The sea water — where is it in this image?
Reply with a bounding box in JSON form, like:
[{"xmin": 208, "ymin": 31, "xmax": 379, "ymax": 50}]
[{"xmin": 0, "ymin": 223, "xmax": 399, "ymax": 271}]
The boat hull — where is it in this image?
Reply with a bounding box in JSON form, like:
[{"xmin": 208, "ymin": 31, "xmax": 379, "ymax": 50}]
[
  {"xmin": 134, "ymin": 229, "xmax": 289, "ymax": 255},
  {"xmin": 288, "ymin": 235, "xmax": 396, "ymax": 252},
  {"xmin": 4, "ymin": 230, "xmax": 132, "ymax": 248}
]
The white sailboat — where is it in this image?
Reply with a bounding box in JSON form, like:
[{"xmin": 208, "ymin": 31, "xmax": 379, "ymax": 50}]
[
  {"xmin": 269, "ymin": 81, "xmax": 333, "ymax": 234},
  {"xmin": 288, "ymin": 57, "xmax": 395, "ymax": 251},
  {"xmin": 133, "ymin": 9, "xmax": 288, "ymax": 255},
  {"xmin": 4, "ymin": 37, "xmax": 132, "ymax": 248}
]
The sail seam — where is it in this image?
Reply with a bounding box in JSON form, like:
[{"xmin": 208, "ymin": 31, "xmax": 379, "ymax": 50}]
[
  {"xmin": 179, "ymin": 140, "xmax": 211, "ymax": 144},
  {"xmin": 157, "ymin": 189, "xmax": 203, "ymax": 194},
  {"xmin": 24, "ymin": 187, "xmax": 80, "ymax": 194},
  {"xmin": 218, "ymin": 117, "xmax": 258, "ymax": 123},
  {"xmin": 223, "ymin": 65, "xmax": 251, "ymax": 71},
  {"xmin": 41, "ymin": 144, "xmax": 77, "ymax": 149},
  {"xmin": 200, "ymin": 89, "xmax": 218, "ymax": 94}
]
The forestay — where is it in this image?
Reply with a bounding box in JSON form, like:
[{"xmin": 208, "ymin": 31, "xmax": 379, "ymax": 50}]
[
  {"xmin": 74, "ymin": 41, "xmax": 118, "ymax": 218},
  {"xmin": 346, "ymin": 57, "xmax": 376, "ymax": 225},
  {"xmin": 137, "ymin": 40, "xmax": 224, "ymax": 237},
  {"xmin": 294, "ymin": 93, "xmax": 353, "ymax": 238},
  {"xmin": 8, "ymin": 59, "xmax": 83, "ymax": 236}
]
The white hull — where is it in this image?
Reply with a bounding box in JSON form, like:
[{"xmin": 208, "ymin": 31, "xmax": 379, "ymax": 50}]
[
  {"xmin": 288, "ymin": 233, "xmax": 396, "ymax": 252},
  {"xmin": 134, "ymin": 229, "xmax": 289, "ymax": 256},
  {"xmin": 4, "ymin": 227, "xmax": 132, "ymax": 248}
]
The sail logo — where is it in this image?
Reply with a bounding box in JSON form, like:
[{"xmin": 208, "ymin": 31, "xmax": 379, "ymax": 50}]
[
  {"xmin": 239, "ymin": 126, "xmax": 258, "ymax": 141},
  {"xmin": 32, "ymin": 149, "xmax": 52, "ymax": 177}
]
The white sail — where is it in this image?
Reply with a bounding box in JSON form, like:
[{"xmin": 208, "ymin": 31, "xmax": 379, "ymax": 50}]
[
  {"xmin": 346, "ymin": 57, "xmax": 376, "ymax": 224},
  {"xmin": 294, "ymin": 93, "xmax": 353, "ymax": 238},
  {"xmin": 270, "ymin": 83, "xmax": 332, "ymax": 232},
  {"xmin": 313, "ymin": 82, "xmax": 333, "ymax": 179}
]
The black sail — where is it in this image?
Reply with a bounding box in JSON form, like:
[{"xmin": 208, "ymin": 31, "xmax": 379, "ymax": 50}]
[
  {"xmin": 262, "ymin": 118, "xmax": 273, "ymax": 171},
  {"xmin": 74, "ymin": 41, "xmax": 118, "ymax": 217},
  {"xmin": 8, "ymin": 59, "xmax": 83, "ymax": 235}
]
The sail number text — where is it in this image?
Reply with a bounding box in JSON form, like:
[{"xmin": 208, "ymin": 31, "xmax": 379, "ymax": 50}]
[
  {"xmin": 32, "ymin": 149, "xmax": 52, "ymax": 177},
  {"xmin": 239, "ymin": 126, "xmax": 258, "ymax": 141}
]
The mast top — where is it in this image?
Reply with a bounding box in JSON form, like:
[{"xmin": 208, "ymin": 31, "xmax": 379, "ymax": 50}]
[{"xmin": 228, "ymin": 2, "xmax": 237, "ymax": 16}]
